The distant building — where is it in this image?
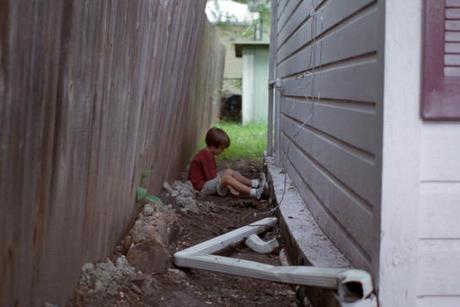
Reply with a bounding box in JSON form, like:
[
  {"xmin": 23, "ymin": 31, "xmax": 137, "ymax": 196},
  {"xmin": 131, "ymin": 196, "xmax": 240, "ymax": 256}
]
[
  {"xmin": 206, "ymin": 0, "xmax": 265, "ymax": 122},
  {"xmin": 235, "ymin": 41, "xmax": 269, "ymax": 123}
]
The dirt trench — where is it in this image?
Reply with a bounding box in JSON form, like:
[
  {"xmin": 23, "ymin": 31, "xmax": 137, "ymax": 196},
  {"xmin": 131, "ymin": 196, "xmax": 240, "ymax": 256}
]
[{"xmin": 68, "ymin": 160, "xmax": 297, "ymax": 307}]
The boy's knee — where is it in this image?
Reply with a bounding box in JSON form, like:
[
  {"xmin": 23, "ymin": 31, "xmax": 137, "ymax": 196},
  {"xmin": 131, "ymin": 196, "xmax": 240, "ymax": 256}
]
[
  {"xmin": 220, "ymin": 173, "xmax": 232, "ymax": 184},
  {"xmin": 222, "ymin": 168, "xmax": 234, "ymax": 176}
]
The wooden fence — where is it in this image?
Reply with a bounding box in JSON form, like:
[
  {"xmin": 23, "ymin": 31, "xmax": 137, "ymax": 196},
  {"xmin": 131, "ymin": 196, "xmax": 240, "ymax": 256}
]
[{"xmin": 0, "ymin": 1, "xmax": 225, "ymax": 305}]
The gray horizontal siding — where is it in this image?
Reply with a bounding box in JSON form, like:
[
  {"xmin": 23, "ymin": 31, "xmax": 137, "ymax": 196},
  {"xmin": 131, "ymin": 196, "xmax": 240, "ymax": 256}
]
[
  {"xmin": 274, "ymin": 0, "xmax": 383, "ymax": 274},
  {"xmin": 278, "ymin": 0, "xmax": 302, "ymax": 33},
  {"xmin": 281, "ymin": 149, "xmax": 372, "ymax": 268},
  {"xmin": 281, "ymin": 59, "xmax": 380, "ymax": 102},
  {"xmin": 281, "ymin": 97, "xmax": 378, "ymax": 156},
  {"xmin": 278, "ymin": 0, "xmax": 376, "ymax": 65}
]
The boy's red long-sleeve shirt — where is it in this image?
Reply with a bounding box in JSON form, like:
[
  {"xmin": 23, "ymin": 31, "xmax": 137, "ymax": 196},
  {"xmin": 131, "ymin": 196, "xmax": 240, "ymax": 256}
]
[{"xmin": 188, "ymin": 148, "xmax": 217, "ymax": 191}]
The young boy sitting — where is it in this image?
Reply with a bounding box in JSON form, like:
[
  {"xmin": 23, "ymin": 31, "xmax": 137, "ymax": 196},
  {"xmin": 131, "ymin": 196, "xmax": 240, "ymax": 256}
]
[{"xmin": 188, "ymin": 127, "xmax": 266, "ymax": 199}]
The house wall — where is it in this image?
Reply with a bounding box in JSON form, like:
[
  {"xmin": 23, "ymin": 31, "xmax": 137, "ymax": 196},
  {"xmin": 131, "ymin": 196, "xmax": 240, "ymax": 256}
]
[
  {"xmin": 0, "ymin": 1, "xmax": 224, "ymax": 306},
  {"xmin": 272, "ymin": 0, "xmax": 385, "ymax": 278},
  {"xmin": 417, "ymin": 124, "xmax": 460, "ymax": 307},
  {"xmin": 379, "ymin": 1, "xmax": 422, "ymax": 305},
  {"xmin": 381, "ymin": 1, "xmax": 460, "ymax": 306}
]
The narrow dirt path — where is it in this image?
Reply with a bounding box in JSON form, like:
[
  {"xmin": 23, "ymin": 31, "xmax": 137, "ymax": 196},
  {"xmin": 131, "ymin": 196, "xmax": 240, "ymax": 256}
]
[{"xmin": 69, "ymin": 160, "xmax": 296, "ymax": 307}]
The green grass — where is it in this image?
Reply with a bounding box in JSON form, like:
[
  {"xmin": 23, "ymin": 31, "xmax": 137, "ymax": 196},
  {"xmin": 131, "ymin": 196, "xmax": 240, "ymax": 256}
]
[{"xmin": 215, "ymin": 121, "xmax": 267, "ymax": 160}]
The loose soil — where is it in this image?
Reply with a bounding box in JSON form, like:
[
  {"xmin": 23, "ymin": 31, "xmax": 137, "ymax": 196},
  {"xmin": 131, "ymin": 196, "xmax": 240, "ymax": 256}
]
[{"xmin": 68, "ymin": 160, "xmax": 297, "ymax": 307}]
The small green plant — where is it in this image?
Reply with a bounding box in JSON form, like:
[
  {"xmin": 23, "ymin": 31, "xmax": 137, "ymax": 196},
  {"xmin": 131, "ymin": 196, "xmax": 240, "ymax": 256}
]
[{"xmin": 136, "ymin": 170, "xmax": 161, "ymax": 203}]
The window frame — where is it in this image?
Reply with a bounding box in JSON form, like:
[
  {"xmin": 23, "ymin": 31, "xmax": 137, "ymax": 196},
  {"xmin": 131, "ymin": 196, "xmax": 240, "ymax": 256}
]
[{"xmin": 422, "ymin": 0, "xmax": 460, "ymax": 120}]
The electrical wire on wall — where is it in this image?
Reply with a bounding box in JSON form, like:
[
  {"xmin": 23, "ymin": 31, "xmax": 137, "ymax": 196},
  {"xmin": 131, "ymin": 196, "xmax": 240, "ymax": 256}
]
[{"xmin": 257, "ymin": 0, "xmax": 324, "ymax": 217}]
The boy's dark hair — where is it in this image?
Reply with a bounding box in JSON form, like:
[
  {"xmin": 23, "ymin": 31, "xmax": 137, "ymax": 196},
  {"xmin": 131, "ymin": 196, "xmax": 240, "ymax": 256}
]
[{"xmin": 205, "ymin": 127, "xmax": 230, "ymax": 148}]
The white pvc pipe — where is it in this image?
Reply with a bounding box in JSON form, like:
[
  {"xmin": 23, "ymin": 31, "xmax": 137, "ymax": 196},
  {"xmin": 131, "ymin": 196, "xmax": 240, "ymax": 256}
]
[
  {"xmin": 245, "ymin": 234, "xmax": 279, "ymax": 254},
  {"xmin": 175, "ymin": 217, "xmax": 277, "ymax": 257},
  {"xmin": 174, "ymin": 218, "xmax": 377, "ymax": 307},
  {"xmin": 176, "ymin": 254, "xmax": 347, "ymax": 288}
]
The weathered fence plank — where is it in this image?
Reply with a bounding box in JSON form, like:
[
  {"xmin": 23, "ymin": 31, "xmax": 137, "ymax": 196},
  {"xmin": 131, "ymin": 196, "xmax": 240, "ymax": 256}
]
[{"xmin": 0, "ymin": 1, "xmax": 224, "ymax": 306}]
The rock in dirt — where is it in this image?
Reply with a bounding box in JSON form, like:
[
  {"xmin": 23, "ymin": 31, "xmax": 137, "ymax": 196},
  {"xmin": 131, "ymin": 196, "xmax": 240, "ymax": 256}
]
[
  {"xmin": 163, "ymin": 180, "xmax": 195, "ymax": 198},
  {"xmin": 137, "ymin": 275, "xmax": 160, "ymax": 297},
  {"xmin": 143, "ymin": 203, "xmax": 155, "ymax": 216},
  {"xmin": 167, "ymin": 268, "xmax": 187, "ymax": 284},
  {"xmin": 164, "ymin": 180, "xmax": 199, "ymax": 213},
  {"xmin": 176, "ymin": 195, "xmax": 199, "ymax": 213},
  {"xmin": 171, "ymin": 181, "xmax": 194, "ymax": 197},
  {"xmin": 163, "ymin": 182, "xmax": 179, "ymax": 197},
  {"xmin": 126, "ymin": 204, "xmax": 178, "ymax": 274},
  {"xmin": 79, "ymin": 256, "xmax": 136, "ymax": 295},
  {"xmin": 127, "ymin": 241, "xmax": 171, "ymax": 274}
]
